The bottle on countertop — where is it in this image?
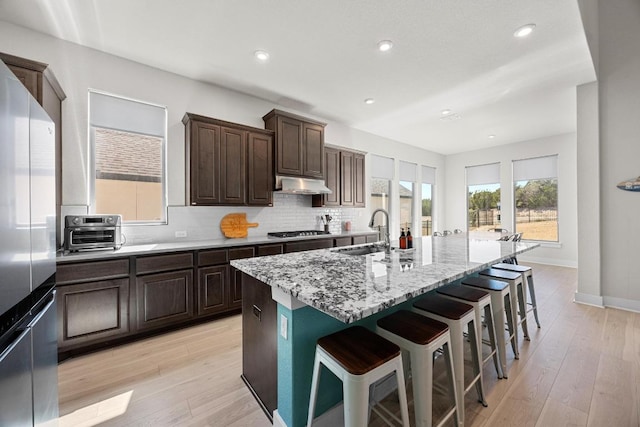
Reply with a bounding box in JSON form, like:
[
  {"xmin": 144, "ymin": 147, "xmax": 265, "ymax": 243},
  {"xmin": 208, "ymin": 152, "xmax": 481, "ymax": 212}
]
[
  {"xmin": 407, "ymin": 227, "xmax": 413, "ymax": 249},
  {"xmin": 399, "ymin": 228, "xmax": 407, "ymax": 249}
]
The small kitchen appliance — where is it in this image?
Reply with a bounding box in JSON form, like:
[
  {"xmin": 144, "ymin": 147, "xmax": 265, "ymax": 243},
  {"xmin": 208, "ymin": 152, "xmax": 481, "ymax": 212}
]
[{"xmin": 64, "ymin": 214, "xmax": 122, "ymax": 252}]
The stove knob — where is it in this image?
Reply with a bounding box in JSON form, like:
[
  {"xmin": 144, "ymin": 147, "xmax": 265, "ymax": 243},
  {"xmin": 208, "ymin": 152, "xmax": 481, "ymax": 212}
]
[
  {"xmin": 106, "ymin": 216, "xmax": 114, "ymax": 224},
  {"xmin": 72, "ymin": 216, "xmax": 80, "ymax": 225}
]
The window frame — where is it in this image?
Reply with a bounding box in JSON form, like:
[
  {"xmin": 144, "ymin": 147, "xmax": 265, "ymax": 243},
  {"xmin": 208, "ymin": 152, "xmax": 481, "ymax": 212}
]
[{"xmin": 87, "ymin": 89, "xmax": 168, "ymax": 225}]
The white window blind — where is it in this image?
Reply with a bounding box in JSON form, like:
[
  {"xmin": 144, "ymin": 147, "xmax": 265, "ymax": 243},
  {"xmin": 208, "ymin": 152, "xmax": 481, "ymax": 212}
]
[
  {"xmin": 513, "ymin": 155, "xmax": 558, "ymax": 181},
  {"xmin": 89, "ymin": 90, "xmax": 166, "ymax": 137},
  {"xmin": 399, "ymin": 161, "xmax": 417, "ymax": 182},
  {"xmin": 422, "ymin": 165, "xmax": 436, "ymax": 184},
  {"xmin": 371, "ymin": 154, "xmax": 394, "ymax": 180},
  {"xmin": 466, "ymin": 163, "xmax": 500, "ymax": 185}
]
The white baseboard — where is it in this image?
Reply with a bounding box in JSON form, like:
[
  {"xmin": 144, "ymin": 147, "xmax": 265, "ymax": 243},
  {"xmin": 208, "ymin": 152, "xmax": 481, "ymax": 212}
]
[
  {"xmin": 574, "ymin": 292, "xmax": 604, "ymax": 307},
  {"xmin": 517, "ymin": 254, "xmax": 577, "ymax": 268},
  {"xmin": 603, "ymin": 296, "xmax": 640, "ymax": 313}
]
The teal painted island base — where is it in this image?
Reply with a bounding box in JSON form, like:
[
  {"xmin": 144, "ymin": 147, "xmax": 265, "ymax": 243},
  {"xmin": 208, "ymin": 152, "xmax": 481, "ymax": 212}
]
[
  {"xmin": 231, "ymin": 235, "xmax": 540, "ymax": 427},
  {"xmin": 274, "ymin": 298, "xmax": 416, "ymax": 427}
]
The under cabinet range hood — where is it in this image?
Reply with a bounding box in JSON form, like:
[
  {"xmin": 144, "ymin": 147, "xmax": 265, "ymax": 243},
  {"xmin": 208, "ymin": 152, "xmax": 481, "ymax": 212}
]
[{"xmin": 275, "ymin": 175, "xmax": 332, "ymax": 195}]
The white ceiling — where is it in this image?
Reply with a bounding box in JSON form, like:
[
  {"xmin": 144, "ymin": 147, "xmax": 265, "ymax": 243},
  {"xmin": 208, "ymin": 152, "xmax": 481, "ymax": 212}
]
[{"xmin": 0, "ymin": 0, "xmax": 596, "ymax": 154}]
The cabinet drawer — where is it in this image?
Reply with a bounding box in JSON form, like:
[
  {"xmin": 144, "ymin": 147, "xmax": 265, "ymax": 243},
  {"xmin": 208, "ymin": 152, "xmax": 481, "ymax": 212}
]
[
  {"xmin": 366, "ymin": 233, "xmax": 379, "ymax": 243},
  {"xmin": 229, "ymin": 246, "xmax": 255, "ymax": 260},
  {"xmin": 136, "ymin": 252, "xmax": 194, "ymax": 275},
  {"xmin": 352, "ymin": 236, "xmax": 367, "ymax": 245},
  {"xmin": 284, "ymin": 238, "xmax": 333, "ymax": 253},
  {"xmin": 334, "ymin": 237, "xmax": 352, "ymax": 247},
  {"xmin": 58, "ymin": 278, "xmax": 129, "ymax": 348},
  {"xmin": 257, "ymin": 244, "xmax": 283, "ymax": 256},
  {"xmin": 57, "ymin": 259, "xmax": 130, "ymax": 284},
  {"xmin": 198, "ymin": 249, "xmax": 228, "ymax": 267}
]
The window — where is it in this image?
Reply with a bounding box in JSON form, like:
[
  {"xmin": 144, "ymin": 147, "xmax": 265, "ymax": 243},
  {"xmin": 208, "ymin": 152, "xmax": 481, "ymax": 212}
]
[
  {"xmin": 466, "ymin": 163, "xmax": 501, "ymax": 232},
  {"xmin": 370, "ymin": 155, "xmax": 393, "ymax": 236},
  {"xmin": 89, "ymin": 90, "xmax": 167, "ymax": 223},
  {"xmin": 513, "ymin": 155, "xmax": 558, "ymax": 241},
  {"xmin": 399, "ymin": 161, "xmax": 416, "ymax": 235},
  {"xmin": 421, "ymin": 165, "xmax": 435, "ymax": 236}
]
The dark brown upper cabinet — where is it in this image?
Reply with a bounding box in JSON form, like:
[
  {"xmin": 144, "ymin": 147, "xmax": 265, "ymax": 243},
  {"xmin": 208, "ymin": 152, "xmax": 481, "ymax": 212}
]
[
  {"xmin": 183, "ymin": 113, "xmax": 274, "ymax": 206},
  {"xmin": 1, "ymin": 52, "xmax": 66, "ymax": 247},
  {"xmin": 262, "ymin": 109, "xmax": 326, "ymax": 179},
  {"xmin": 313, "ymin": 147, "xmax": 366, "ymax": 208}
]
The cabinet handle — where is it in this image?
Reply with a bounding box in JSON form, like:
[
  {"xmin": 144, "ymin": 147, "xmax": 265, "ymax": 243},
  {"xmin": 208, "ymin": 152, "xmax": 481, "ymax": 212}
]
[{"xmin": 252, "ymin": 305, "xmax": 261, "ymax": 321}]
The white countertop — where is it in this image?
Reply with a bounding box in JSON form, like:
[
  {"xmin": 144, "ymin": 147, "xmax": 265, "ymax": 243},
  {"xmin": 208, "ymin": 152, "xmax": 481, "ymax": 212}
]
[
  {"xmin": 56, "ymin": 230, "xmax": 377, "ymax": 263},
  {"xmin": 231, "ymin": 234, "xmax": 539, "ymax": 323}
]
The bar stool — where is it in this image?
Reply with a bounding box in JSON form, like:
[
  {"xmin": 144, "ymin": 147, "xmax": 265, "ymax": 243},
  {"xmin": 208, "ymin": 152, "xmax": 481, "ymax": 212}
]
[
  {"xmin": 436, "ymin": 283, "xmax": 503, "ymax": 379},
  {"xmin": 479, "ymin": 268, "xmax": 529, "ymax": 341},
  {"xmin": 412, "ymin": 293, "xmax": 487, "ymax": 427},
  {"xmin": 307, "ymin": 326, "xmax": 410, "ymax": 427},
  {"xmin": 492, "ymin": 263, "xmax": 540, "ymax": 328},
  {"xmin": 376, "ymin": 310, "xmax": 459, "ymax": 427},
  {"xmin": 461, "ymin": 276, "xmax": 518, "ymax": 378}
]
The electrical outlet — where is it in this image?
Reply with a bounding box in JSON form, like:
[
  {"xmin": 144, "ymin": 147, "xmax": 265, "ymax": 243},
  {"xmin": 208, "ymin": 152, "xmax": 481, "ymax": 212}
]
[
  {"xmin": 280, "ymin": 314, "xmax": 288, "ymax": 340},
  {"xmin": 175, "ymin": 231, "xmax": 187, "ymax": 238}
]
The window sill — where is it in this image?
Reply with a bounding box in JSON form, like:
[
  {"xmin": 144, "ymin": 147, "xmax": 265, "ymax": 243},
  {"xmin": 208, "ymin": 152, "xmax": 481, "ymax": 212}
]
[{"xmin": 524, "ymin": 240, "xmax": 562, "ymax": 249}]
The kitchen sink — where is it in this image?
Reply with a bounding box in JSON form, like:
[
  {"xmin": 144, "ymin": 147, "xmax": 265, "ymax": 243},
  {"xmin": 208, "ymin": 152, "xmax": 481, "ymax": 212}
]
[{"xmin": 333, "ymin": 243, "xmax": 390, "ymax": 256}]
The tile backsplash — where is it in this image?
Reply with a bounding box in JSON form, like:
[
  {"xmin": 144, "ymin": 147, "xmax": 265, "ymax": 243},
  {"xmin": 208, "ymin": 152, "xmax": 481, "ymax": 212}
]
[{"xmin": 105, "ymin": 193, "xmax": 369, "ymax": 245}]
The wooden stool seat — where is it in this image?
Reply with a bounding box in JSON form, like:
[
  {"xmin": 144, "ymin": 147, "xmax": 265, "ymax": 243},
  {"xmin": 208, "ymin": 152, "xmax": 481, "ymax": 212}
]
[
  {"xmin": 492, "ymin": 262, "xmax": 531, "ymax": 273},
  {"xmin": 436, "ymin": 283, "xmax": 489, "ymax": 302},
  {"xmin": 413, "ymin": 294, "xmax": 474, "ymax": 320},
  {"xmin": 461, "ymin": 276, "xmax": 509, "ymax": 292},
  {"xmin": 377, "ymin": 310, "xmax": 449, "ymax": 345},
  {"xmin": 479, "ymin": 268, "xmax": 521, "ymax": 281},
  {"xmin": 317, "ymin": 326, "xmax": 400, "ymax": 375}
]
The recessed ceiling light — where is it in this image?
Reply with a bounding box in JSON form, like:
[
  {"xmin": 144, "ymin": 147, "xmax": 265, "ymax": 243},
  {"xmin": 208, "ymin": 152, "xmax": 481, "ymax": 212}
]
[
  {"xmin": 513, "ymin": 24, "xmax": 536, "ymax": 38},
  {"xmin": 364, "ymin": 98, "xmax": 375, "ymax": 105},
  {"xmin": 254, "ymin": 50, "xmax": 270, "ymax": 62},
  {"xmin": 441, "ymin": 109, "xmax": 451, "ymax": 115},
  {"xmin": 488, "ymin": 134, "xmax": 496, "ymax": 139},
  {"xmin": 377, "ymin": 40, "xmax": 393, "ymax": 52}
]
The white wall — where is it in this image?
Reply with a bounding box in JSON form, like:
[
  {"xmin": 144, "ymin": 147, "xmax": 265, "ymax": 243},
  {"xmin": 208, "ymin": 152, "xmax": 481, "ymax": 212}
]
[
  {"xmin": 444, "ymin": 133, "xmax": 578, "ymax": 267},
  {"xmin": 0, "ymin": 21, "xmax": 444, "ymax": 243},
  {"xmin": 595, "ymin": 0, "xmax": 640, "ymax": 311}
]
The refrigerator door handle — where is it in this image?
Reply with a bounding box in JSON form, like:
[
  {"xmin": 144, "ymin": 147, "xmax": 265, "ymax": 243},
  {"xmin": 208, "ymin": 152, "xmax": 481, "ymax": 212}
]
[
  {"xmin": 27, "ymin": 291, "xmax": 56, "ymax": 328},
  {"xmin": 0, "ymin": 328, "xmax": 31, "ymax": 362}
]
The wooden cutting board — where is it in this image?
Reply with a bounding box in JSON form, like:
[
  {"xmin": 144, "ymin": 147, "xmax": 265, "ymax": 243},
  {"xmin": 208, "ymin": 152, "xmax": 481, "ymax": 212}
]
[{"xmin": 220, "ymin": 213, "xmax": 259, "ymax": 238}]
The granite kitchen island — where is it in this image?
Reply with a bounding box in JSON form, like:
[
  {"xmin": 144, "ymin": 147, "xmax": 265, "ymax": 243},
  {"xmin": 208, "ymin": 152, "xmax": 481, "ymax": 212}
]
[{"xmin": 231, "ymin": 234, "xmax": 539, "ymax": 427}]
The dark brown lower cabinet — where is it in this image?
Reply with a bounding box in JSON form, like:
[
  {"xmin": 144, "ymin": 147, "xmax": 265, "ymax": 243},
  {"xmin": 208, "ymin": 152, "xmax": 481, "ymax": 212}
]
[
  {"xmin": 197, "ymin": 265, "xmax": 229, "ymax": 316},
  {"xmin": 136, "ymin": 270, "xmax": 194, "ymax": 331},
  {"xmin": 57, "ymin": 278, "xmax": 129, "ymax": 349},
  {"xmin": 352, "ymin": 235, "xmax": 367, "ymax": 245},
  {"xmin": 241, "ymin": 273, "xmax": 277, "ymax": 419},
  {"xmin": 335, "ymin": 236, "xmax": 352, "ymax": 247},
  {"xmin": 284, "ymin": 238, "xmax": 333, "ymax": 253},
  {"xmin": 229, "ymin": 247, "xmax": 255, "ymax": 309}
]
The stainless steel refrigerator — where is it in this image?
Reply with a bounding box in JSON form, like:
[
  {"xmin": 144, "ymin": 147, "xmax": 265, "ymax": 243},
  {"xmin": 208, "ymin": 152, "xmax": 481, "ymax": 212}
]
[{"xmin": 0, "ymin": 59, "xmax": 59, "ymax": 426}]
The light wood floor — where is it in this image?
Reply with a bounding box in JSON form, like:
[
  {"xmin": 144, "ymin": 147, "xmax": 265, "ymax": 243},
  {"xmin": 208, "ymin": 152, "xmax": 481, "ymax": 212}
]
[{"xmin": 57, "ymin": 263, "xmax": 640, "ymax": 426}]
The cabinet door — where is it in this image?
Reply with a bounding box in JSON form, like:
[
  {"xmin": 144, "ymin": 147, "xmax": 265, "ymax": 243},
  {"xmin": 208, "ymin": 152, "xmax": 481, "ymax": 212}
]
[
  {"xmin": 189, "ymin": 121, "xmax": 220, "ymax": 205},
  {"xmin": 220, "ymin": 127, "xmax": 246, "ymax": 205},
  {"xmin": 136, "ymin": 270, "xmax": 194, "ymax": 331},
  {"xmin": 340, "ymin": 151, "xmax": 355, "ymax": 206},
  {"xmin": 354, "ymin": 153, "xmax": 366, "ymax": 207},
  {"xmin": 197, "ymin": 265, "xmax": 229, "ymax": 316},
  {"xmin": 276, "ymin": 116, "xmax": 303, "ymax": 176},
  {"xmin": 334, "ymin": 237, "xmax": 352, "ymax": 247},
  {"xmin": 242, "ymin": 274, "xmax": 278, "ymax": 415},
  {"xmin": 284, "ymin": 238, "xmax": 334, "ymax": 253},
  {"xmin": 324, "ymin": 147, "xmax": 340, "ymax": 206},
  {"xmin": 57, "ymin": 278, "xmax": 129, "ymax": 349},
  {"xmin": 247, "ymin": 131, "xmax": 273, "ymax": 206},
  {"xmin": 352, "ymin": 236, "xmax": 367, "ymax": 245},
  {"xmin": 302, "ymin": 123, "xmax": 324, "ymax": 178},
  {"xmin": 229, "ymin": 247, "xmax": 256, "ymax": 309},
  {"xmin": 366, "ymin": 233, "xmax": 380, "ymax": 243}
]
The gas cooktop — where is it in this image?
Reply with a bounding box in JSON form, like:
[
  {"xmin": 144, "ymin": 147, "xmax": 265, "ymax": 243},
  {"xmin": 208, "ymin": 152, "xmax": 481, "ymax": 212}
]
[{"xmin": 267, "ymin": 230, "xmax": 331, "ymax": 238}]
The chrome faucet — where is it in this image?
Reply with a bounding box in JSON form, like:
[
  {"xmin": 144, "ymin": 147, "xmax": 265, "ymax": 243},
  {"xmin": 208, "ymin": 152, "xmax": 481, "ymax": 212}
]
[{"xmin": 369, "ymin": 208, "xmax": 391, "ymax": 253}]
